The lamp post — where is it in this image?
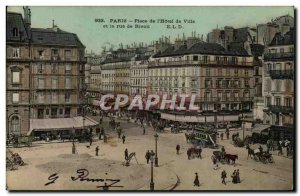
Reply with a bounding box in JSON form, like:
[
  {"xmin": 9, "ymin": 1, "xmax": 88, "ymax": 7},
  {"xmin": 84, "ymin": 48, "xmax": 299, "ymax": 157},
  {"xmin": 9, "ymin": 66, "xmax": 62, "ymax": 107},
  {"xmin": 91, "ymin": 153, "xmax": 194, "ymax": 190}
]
[
  {"xmin": 83, "ymin": 117, "xmax": 86, "ymax": 132},
  {"xmin": 242, "ymin": 121, "xmax": 245, "ymax": 140},
  {"xmin": 150, "ymin": 154, "xmax": 155, "ymax": 191},
  {"xmin": 154, "ymin": 133, "xmax": 158, "ymax": 167}
]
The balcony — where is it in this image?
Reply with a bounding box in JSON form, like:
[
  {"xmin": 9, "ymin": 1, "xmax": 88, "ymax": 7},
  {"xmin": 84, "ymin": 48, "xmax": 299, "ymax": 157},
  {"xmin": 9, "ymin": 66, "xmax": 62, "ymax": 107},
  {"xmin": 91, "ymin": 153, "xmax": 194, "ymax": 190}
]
[
  {"xmin": 269, "ymin": 70, "xmax": 294, "ymax": 80},
  {"xmin": 149, "ymin": 60, "xmax": 252, "ymax": 67},
  {"xmin": 199, "ymin": 97, "xmax": 249, "ymax": 103},
  {"xmin": 267, "ymin": 105, "xmax": 294, "ymax": 114},
  {"xmin": 264, "ymin": 52, "xmax": 294, "ymax": 61}
]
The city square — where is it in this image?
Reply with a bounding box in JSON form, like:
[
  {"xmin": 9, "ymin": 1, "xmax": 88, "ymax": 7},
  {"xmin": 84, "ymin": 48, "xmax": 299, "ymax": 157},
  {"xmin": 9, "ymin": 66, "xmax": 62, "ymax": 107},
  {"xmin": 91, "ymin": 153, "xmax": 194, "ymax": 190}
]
[
  {"xmin": 6, "ymin": 6, "xmax": 295, "ymax": 191},
  {"xmin": 7, "ymin": 114, "xmax": 293, "ymax": 190}
]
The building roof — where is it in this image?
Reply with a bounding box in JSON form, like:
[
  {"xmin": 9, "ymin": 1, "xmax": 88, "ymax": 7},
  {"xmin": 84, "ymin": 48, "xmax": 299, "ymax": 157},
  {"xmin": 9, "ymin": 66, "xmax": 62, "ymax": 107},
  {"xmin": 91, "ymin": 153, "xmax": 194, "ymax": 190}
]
[
  {"xmin": 250, "ymin": 44, "xmax": 265, "ymax": 56},
  {"xmin": 153, "ymin": 42, "xmax": 249, "ymax": 58},
  {"xmin": 6, "ymin": 12, "xmax": 29, "ymax": 42},
  {"xmin": 269, "ymin": 28, "xmax": 294, "ymax": 46},
  {"xmin": 30, "ymin": 27, "xmax": 85, "ymax": 47}
]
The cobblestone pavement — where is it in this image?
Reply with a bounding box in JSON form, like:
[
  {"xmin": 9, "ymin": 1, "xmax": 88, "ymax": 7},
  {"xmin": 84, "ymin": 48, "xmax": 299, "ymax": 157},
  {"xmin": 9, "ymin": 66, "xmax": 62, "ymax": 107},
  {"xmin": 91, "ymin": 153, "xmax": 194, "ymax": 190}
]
[{"xmin": 6, "ymin": 115, "xmax": 293, "ymax": 191}]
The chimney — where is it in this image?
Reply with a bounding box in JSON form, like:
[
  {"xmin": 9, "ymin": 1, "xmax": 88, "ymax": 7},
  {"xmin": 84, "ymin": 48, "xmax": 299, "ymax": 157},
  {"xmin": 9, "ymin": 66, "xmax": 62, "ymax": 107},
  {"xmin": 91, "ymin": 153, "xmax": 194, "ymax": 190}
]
[{"xmin": 23, "ymin": 6, "xmax": 31, "ymax": 32}]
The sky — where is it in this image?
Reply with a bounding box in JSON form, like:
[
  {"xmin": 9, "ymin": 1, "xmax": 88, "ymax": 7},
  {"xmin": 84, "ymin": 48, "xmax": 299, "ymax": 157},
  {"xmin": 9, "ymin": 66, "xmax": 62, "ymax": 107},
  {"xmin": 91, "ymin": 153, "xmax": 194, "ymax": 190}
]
[{"xmin": 7, "ymin": 6, "xmax": 294, "ymax": 54}]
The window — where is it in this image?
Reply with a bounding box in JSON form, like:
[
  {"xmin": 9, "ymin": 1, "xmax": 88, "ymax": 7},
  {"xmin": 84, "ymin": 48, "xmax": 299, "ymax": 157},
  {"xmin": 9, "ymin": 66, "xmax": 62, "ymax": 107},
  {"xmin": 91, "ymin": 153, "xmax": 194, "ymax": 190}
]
[
  {"xmin": 206, "ymin": 68, "xmax": 210, "ymax": 76},
  {"xmin": 290, "ymin": 47, "xmax": 294, "ymax": 53},
  {"xmin": 38, "ymin": 50, "xmax": 44, "ymax": 57},
  {"xmin": 218, "ymin": 68, "xmax": 222, "ymax": 76},
  {"xmin": 12, "ymin": 28, "xmax": 19, "ymax": 37},
  {"xmin": 11, "ymin": 116, "xmax": 20, "ymax": 134},
  {"xmin": 38, "ymin": 64, "xmax": 44, "ymax": 73},
  {"xmin": 65, "ymin": 77, "xmax": 71, "ymax": 89},
  {"xmin": 193, "ymin": 56, "xmax": 198, "ymax": 61},
  {"xmin": 12, "ymin": 71, "xmax": 20, "ymax": 83},
  {"xmin": 65, "ymin": 64, "xmax": 71, "ymax": 74},
  {"xmin": 46, "ymin": 109, "xmax": 49, "ymax": 115},
  {"xmin": 280, "ymin": 48, "xmax": 284, "ymax": 54},
  {"xmin": 65, "ymin": 92, "xmax": 71, "ymax": 103},
  {"xmin": 285, "ymin": 97, "xmax": 292, "ymax": 107},
  {"xmin": 38, "ymin": 78, "xmax": 45, "ymax": 89},
  {"xmin": 51, "ymin": 92, "xmax": 57, "ymax": 103},
  {"xmin": 12, "ymin": 93, "xmax": 19, "ymax": 103},
  {"xmin": 51, "ymin": 78, "xmax": 57, "ymax": 89},
  {"xmin": 59, "ymin": 108, "xmax": 63, "ymax": 115},
  {"xmin": 244, "ymin": 79, "xmax": 250, "ymax": 87},
  {"xmin": 65, "ymin": 107, "xmax": 71, "ymax": 117},
  {"xmin": 51, "ymin": 64, "xmax": 57, "ymax": 73},
  {"xmin": 38, "ymin": 92, "xmax": 44, "ymax": 103},
  {"xmin": 245, "ymin": 70, "xmax": 248, "ymax": 76},
  {"xmin": 226, "ymin": 68, "xmax": 230, "ymax": 76},
  {"xmin": 203, "ymin": 56, "xmax": 208, "ymax": 63},
  {"xmin": 64, "ymin": 50, "xmax": 71, "ymax": 59},
  {"xmin": 234, "ymin": 69, "xmax": 238, "ymax": 76},
  {"xmin": 12, "ymin": 48, "xmax": 20, "ymax": 58},
  {"xmin": 51, "ymin": 49, "xmax": 58, "ymax": 56},
  {"xmin": 274, "ymin": 97, "xmax": 281, "ymax": 106},
  {"xmin": 216, "ymin": 80, "xmax": 222, "ymax": 88},
  {"xmin": 51, "ymin": 108, "xmax": 57, "ymax": 118}
]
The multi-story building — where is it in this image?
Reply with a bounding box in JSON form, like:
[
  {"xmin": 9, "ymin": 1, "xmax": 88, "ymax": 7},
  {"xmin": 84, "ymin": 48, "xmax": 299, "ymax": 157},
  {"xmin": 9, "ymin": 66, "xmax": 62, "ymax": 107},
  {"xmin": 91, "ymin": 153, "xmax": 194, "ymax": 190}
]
[
  {"xmin": 6, "ymin": 8, "xmax": 96, "ymax": 137},
  {"xmin": 257, "ymin": 15, "xmax": 294, "ymax": 46},
  {"xmin": 262, "ymin": 29, "xmax": 294, "ymax": 140},
  {"xmin": 30, "ymin": 24, "xmax": 86, "ymax": 119},
  {"xmin": 86, "ymin": 53, "xmax": 102, "ymax": 98},
  {"xmin": 130, "ymin": 55, "xmax": 150, "ymax": 97},
  {"xmin": 101, "ymin": 48, "xmax": 136, "ymax": 95},
  {"xmin": 6, "ymin": 11, "xmax": 31, "ymax": 136},
  {"xmin": 149, "ymin": 36, "xmax": 254, "ymax": 113}
]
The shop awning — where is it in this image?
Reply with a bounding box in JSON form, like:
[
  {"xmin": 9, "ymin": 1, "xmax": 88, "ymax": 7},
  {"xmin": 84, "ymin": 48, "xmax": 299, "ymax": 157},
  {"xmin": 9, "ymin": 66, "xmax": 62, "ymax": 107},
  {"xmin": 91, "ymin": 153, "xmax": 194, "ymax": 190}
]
[{"xmin": 27, "ymin": 116, "xmax": 99, "ymax": 136}]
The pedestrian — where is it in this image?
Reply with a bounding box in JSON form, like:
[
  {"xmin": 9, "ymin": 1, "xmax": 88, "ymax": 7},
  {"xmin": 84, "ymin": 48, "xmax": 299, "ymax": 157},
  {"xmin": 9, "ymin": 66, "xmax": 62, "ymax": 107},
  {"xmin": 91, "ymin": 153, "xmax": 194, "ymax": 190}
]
[
  {"xmin": 122, "ymin": 135, "xmax": 126, "ymax": 144},
  {"xmin": 236, "ymin": 169, "xmax": 241, "ymax": 183},
  {"xmin": 145, "ymin": 150, "xmax": 151, "ymax": 164},
  {"xmin": 124, "ymin": 148, "xmax": 129, "ymax": 160},
  {"xmin": 72, "ymin": 141, "xmax": 76, "ymax": 154},
  {"xmin": 194, "ymin": 173, "xmax": 200, "ymax": 187},
  {"xmin": 220, "ymin": 133, "xmax": 224, "ymax": 140},
  {"xmin": 96, "ymin": 127, "xmax": 100, "ymax": 136},
  {"xmin": 89, "ymin": 137, "xmax": 93, "ymax": 146},
  {"xmin": 143, "ymin": 127, "xmax": 146, "ymax": 135},
  {"xmin": 104, "ymin": 134, "xmax": 108, "ymax": 143},
  {"xmin": 278, "ymin": 142, "xmax": 283, "ymax": 155},
  {"xmin": 100, "ymin": 127, "xmax": 104, "ymax": 140},
  {"xmin": 118, "ymin": 129, "xmax": 122, "ymax": 139},
  {"xmin": 221, "ymin": 170, "xmax": 227, "ymax": 185},
  {"xmin": 95, "ymin": 146, "xmax": 99, "ymax": 156},
  {"xmin": 231, "ymin": 170, "xmax": 237, "ymax": 184},
  {"xmin": 198, "ymin": 147, "xmax": 202, "ymax": 159},
  {"xmin": 176, "ymin": 144, "xmax": 180, "ymax": 155},
  {"xmin": 226, "ymin": 128, "xmax": 229, "ymax": 140},
  {"xmin": 259, "ymin": 145, "xmax": 263, "ymax": 154}
]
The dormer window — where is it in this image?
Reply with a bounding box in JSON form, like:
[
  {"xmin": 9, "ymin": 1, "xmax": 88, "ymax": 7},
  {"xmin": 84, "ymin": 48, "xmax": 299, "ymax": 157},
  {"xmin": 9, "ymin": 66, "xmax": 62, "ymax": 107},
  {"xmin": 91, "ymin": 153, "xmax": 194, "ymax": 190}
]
[{"xmin": 12, "ymin": 28, "xmax": 19, "ymax": 37}]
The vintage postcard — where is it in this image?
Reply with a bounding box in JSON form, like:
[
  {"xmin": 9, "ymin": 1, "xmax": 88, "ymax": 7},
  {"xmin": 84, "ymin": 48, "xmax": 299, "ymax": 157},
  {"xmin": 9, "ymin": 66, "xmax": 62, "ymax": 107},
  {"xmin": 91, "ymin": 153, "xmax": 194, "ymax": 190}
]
[{"xmin": 6, "ymin": 6, "xmax": 295, "ymax": 191}]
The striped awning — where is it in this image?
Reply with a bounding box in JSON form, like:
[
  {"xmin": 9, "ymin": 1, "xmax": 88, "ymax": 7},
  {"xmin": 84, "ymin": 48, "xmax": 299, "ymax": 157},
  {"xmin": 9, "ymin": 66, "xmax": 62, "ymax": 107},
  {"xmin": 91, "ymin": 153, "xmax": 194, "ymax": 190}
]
[{"xmin": 27, "ymin": 116, "xmax": 99, "ymax": 136}]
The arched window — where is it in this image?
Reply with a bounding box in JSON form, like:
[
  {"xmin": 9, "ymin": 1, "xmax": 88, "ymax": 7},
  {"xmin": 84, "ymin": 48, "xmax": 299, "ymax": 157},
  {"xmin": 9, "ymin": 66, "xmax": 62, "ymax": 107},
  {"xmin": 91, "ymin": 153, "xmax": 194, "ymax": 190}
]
[{"xmin": 11, "ymin": 116, "xmax": 20, "ymax": 135}]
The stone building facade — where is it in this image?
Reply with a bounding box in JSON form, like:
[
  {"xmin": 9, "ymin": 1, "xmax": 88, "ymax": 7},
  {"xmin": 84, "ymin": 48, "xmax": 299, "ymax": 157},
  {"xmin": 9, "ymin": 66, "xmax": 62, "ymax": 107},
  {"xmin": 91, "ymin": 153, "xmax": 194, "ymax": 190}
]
[
  {"xmin": 6, "ymin": 8, "xmax": 87, "ymax": 136},
  {"xmin": 262, "ymin": 29, "xmax": 294, "ymax": 139},
  {"xmin": 149, "ymin": 38, "xmax": 254, "ymax": 113}
]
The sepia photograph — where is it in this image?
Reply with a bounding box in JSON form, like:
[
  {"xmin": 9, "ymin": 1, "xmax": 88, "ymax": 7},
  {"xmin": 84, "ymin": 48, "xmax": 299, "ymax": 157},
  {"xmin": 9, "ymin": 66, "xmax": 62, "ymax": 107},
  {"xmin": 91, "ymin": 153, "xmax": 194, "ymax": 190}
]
[{"xmin": 5, "ymin": 6, "xmax": 295, "ymax": 191}]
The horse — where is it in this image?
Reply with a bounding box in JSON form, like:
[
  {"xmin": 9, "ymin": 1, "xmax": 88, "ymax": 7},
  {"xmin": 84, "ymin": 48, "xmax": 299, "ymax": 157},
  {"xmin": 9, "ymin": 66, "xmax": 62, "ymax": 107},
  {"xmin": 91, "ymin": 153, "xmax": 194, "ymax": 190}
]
[
  {"xmin": 185, "ymin": 133, "xmax": 194, "ymax": 143},
  {"xmin": 246, "ymin": 145, "xmax": 255, "ymax": 159},
  {"xmin": 187, "ymin": 147, "xmax": 202, "ymax": 160},
  {"xmin": 224, "ymin": 154, "xmax": 238, "ymax": 166}
]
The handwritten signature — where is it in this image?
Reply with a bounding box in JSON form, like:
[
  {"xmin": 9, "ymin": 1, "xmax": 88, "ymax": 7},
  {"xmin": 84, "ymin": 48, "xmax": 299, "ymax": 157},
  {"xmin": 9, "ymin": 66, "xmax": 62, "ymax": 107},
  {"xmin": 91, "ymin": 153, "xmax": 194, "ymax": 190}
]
[{"xmin": 45, "ymin": 169, "xmax": 123, "ymax": 189}]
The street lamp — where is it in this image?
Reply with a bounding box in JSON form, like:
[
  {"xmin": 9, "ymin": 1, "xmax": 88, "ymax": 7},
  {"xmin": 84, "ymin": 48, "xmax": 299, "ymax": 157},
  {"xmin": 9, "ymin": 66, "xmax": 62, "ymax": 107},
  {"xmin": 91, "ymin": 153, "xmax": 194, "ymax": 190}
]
[
  {"xmin": 150, "ymin": 153, "xmax": 155, "ymax": 191},
  {"xmin": 242, "ymin": 121, "xmax": 245, "ymax": 140},
  {"xmin": 83, "ymin": 117, "xmax": 86, "ymax": 132},
  {"xmin": 154, "ymin": 133, "xmax": 159, "ymax": 167}
]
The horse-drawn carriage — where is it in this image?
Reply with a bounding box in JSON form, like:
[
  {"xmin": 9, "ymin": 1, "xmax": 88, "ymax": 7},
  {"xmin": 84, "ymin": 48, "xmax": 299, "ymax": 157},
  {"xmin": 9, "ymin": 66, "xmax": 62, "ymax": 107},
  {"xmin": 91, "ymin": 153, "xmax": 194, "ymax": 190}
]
[
  {"xmin": 246, "ymin": 145, "xmax": 274, "ymax": 164},
  {"xmin": 253, "ymin": 149, "xmax": 274, "ymax": 163},
  {"xmin": 212, "ymin": 151, "xmax": 238, "ymax": 166},
  {"xmin": 7, "ymin": 135, "xmax": 34, "ymax": 147}
]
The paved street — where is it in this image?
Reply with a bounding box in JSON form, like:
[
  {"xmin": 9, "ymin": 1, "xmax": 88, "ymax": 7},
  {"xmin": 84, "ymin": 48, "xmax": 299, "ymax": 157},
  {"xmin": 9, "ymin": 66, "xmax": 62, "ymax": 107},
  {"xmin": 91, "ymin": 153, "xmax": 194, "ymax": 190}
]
[{"xmin": 7, "ymin": 116, "xmax": 293, "ymax": 191}]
